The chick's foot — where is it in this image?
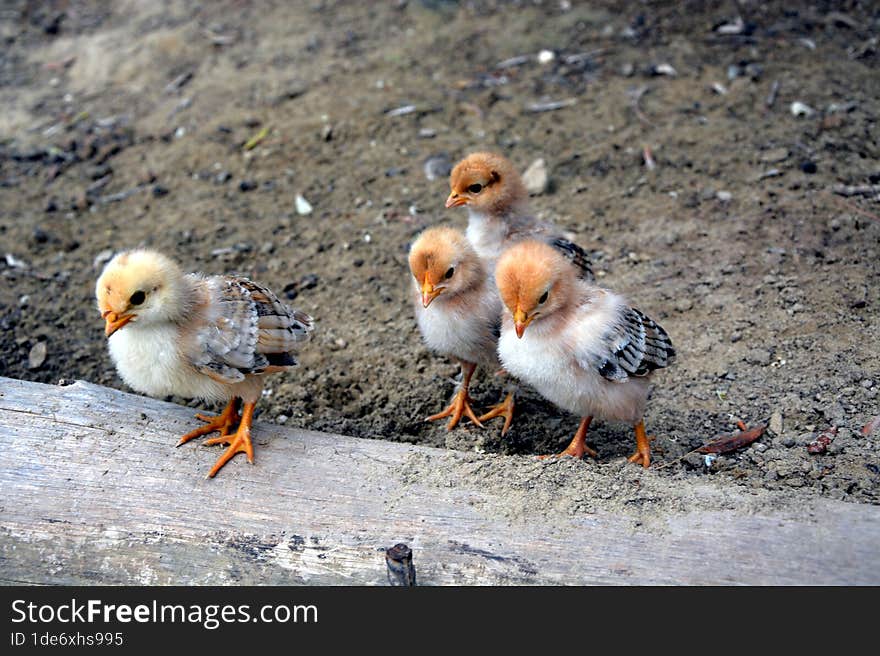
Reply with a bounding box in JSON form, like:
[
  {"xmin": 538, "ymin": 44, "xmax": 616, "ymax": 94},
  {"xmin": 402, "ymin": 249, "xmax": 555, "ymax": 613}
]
[
  {"xmin": 177, "ymin": 398, "xmax": 241, "ymax": 446},
  {"xmin": 426, "ymin": 387, "xmax": 484, "ymax": 431},
  {"xmin": 478, "ymin": 392, "xmax": 516, "ymax": 436},
  {"xmin": 206, "ymin": 402, "xmax": 256, "ymax": 478},
  {"xmin": 539, "ymin": 416, "xmax": 598, "ymax": 460}
]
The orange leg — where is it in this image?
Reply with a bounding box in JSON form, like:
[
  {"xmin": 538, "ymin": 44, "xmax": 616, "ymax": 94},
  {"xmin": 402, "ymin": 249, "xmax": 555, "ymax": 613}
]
[
  {"xmin": 203, "ymin": 401, "xmax": 256, "ymax": 478},
  {"xmin": 426, "ymin": 361, "xmax": 484, "ymax": 430},
  {"xmin": 627, "ymin": 420, "xmax": 652, "ymax": 468},
  {"xmin": 539, "ymin": 416, "xmax": 598, "ymax": 459},
  {"xmin": 177, "ymin": 398, "xmax": 241, "ymax": 446},
  {"xmin": 478, "ymin": 392, "xmax": 516, "ymax": 436}
]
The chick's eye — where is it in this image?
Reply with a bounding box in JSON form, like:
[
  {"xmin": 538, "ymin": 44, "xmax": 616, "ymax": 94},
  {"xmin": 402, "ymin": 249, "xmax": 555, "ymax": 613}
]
[
  {"xmin": 444, "ymin": 267, "xmax": 455, "ymax": 279},
  {"xmin": 129, "ymin": 290, "xmax": 146, "ymax": 306},
  {"xmin": 538, "ymin": 291, "xmax": 549, "ymax": 305},
  {"xmin": 468, "ymin": 183, "xmax": 483, "ymax": 194}
]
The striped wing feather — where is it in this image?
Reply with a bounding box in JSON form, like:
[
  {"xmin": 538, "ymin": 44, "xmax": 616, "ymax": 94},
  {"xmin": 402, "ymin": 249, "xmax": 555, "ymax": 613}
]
[
  {"xmin": 191, "ymin": 275, "xmax": 313, "ymax": 382},
  {"xmin": 595, "ymin": 307, "xmax": 675, "ymax": 383}
]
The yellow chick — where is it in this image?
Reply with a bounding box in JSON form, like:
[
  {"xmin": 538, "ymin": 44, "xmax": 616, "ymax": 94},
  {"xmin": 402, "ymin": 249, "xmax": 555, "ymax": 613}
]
[
  {"xmin": 408, "ymin": 227, "xmax": 515, "ymax": 434},
  {"xmin": 96, "ymin": 249, "xmax": 313, "ymax": 477}
]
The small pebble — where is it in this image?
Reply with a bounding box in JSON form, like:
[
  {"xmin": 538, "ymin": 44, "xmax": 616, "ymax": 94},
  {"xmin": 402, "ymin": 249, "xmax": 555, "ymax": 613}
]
[
  {"xmin": 522, "ymin": 158, "xmax": 549, "ymax": 195},
  {"xmin": 790, "ymin": 101, "xmax": 815, "ymax": 117},
  {"xmin": 295, "ymin": 194, "xmax": 313, "ymax": 215},
  {"xmin": 299, "ymin": 273, "xmax": 319, "ymax": 290},
  {"xmin": 651, "ymin": 63, "xmax": 677, "ymax": 76},
  {"xmin": 423, "ymin": 153, "xmax": 452, "ymax": 181},
  {"xmin": 760, "ymin": 147, "xmax": 789, "ymax": 163},
  {"xmin": 746, "ymin": 348, "xmax": 772, "ymax": 366},
  {"xmin": 537, "ymin": 49, "xmax": 555, "ymax": 64},
  {"xmin": 770, "ymin": 410, "xmax": 783, "ymax": 435},
  {"xmin": 800, "ymin": 160, "xmax": 817, "ymax": 174},
  {"xmin": 239, "ymin": 180, "xmax": 257, "ymax": 192},
  {"xmin": 674, "ymin": 298, "xmax": 694, "ymax": 312},
  {"xmin": 716, "ymin": 190, "xmax": 732, "ymax": 202},
  {"xmin": 215, "ymin": 171, "xmax": 232, "ymax": 184},
  {"xmin": 28, "ymin": 341, "xmax": 47, "ymax": 369},
  {"xmin": 418, "ymin": 128, "xmax": 436, "ymax": 139}
]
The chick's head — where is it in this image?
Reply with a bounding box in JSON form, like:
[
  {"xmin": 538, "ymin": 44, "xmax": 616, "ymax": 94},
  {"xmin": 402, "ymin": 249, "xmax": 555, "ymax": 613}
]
[
  {"xmin": 408, "ymin": 226, "xmax": 482, "ymax": 308},
  {"xmin": 95, "ymin": 249, "xmax": 186, "ymax": 336},
  {"xmin": 495, "ymin": 240, "xmax": 574, "ymax": 338},
  {"xmin": 446, "ymin": 152, "xmax": 528, "ymax": 215}
]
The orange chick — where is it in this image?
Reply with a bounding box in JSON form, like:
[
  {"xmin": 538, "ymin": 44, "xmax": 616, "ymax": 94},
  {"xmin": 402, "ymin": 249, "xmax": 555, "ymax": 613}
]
[{"xmin": 495, "ymin": 241, "xmax": 675, "ymax": 466}]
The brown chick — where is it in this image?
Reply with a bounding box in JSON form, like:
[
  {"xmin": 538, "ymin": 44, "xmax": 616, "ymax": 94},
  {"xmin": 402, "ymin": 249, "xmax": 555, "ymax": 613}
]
[{"xmin": 446, "ymin": 151, "xmax": 593, "ymax": 279}]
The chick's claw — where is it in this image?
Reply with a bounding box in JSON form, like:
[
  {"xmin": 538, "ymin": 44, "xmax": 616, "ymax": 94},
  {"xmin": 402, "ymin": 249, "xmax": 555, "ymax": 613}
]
[
  {"xmin": 206, "ymin": 402, "xmax": 256, "ymax": 478},
  {"xmin": 477, "ymin": 392, "xmax": 516, "ymax": 436},
  {"xmin": 426, "ymin": 388, "xmax": 484, "ymax": 431},
  {"xmin": 177, "ymin": 399, "xmax": 241, "ymax": 446},
  {"xmin": 539, "ymin": 416, "xmax": 598, "ymax": 460},
  {"xmin": 626, "ymin": 421, "xmax": 653, "ymax": 468}
]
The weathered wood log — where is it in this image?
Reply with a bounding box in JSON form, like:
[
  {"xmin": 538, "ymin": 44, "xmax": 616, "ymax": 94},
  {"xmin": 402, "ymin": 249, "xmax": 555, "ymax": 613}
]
[{"xmin": 1, "ymin": 376, "xmax": 878, "ymax": 585}]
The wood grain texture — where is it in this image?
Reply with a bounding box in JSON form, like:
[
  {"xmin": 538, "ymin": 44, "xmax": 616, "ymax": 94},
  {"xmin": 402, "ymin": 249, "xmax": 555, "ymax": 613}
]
[{"xmin": 1, "ymin": 376, "xmax": 878, "ymax": 585}]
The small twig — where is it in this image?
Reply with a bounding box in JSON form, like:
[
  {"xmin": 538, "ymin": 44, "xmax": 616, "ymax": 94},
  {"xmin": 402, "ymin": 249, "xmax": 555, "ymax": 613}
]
[
  {"xmin": 525, "ymin": 98, "xmax": 577, "ymax": 113},
  {"xmin": 627, "ymin": 85, "xmax": 655, "ymax": 126},
  {"xmin": 202, "ymin": 28, "xmax": 236, "ymax": 45},
  {"xmin": 643, "ymin": 146, "xmax": 656, "ymax": 170},
  {"xmin": 243, "ymin": 126, "xmax": 270, "ymax": 151},
  {"xmin": 832, "ymin": 183, "xmax": 880, "ymax": 198},
  {"xmin": 385, "ymin": 543, "xmax": 416, "ymax": 586},
  {"xmin": 163, "ymin": 71, "xmax": 193, "ymax": 95},
  {"xmin": 765, "ymin": 79, "xmax": 780, "ymax": 108},
  {"xmin": 827, "ymin": 192, "xmax": 880, "ymax": 223}
]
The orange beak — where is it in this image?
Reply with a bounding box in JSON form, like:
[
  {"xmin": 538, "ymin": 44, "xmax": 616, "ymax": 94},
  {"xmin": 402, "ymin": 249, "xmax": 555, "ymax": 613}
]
[
  {"xmin": 421, "ymin": 277, "xmax": 443, "ymax": 308},
  {"xmin": 445, "ymin": 192, "xmax": 467, "ymax": 209},
  {"xmin": 513, "ymin": 308, "xmax": 534, "ymax": 339},
  {"xmin": 102, "ymin": 309, "xmax": 135, "ymax": 337}
]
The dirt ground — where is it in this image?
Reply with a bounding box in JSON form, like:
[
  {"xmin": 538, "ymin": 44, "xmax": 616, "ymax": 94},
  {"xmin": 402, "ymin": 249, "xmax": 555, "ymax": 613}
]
[{"xmin": 1, "ymin": 0, "xmax": 878, "ymax": 511}]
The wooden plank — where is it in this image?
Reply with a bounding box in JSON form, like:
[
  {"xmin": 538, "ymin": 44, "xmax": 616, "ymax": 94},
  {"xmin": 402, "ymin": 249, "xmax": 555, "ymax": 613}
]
[{"xmin": 0, "ymin": 376, "xmax": 877, "ymax": 585}]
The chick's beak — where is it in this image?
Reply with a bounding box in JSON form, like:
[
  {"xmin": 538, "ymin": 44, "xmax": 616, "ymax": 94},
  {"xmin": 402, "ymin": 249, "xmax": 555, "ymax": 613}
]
[
  {"xmin": 421, "ymin": 277, "xmax": 442, "ymax": 308},
  {"xmin": 445, "ymin": 192, "xmax": 467, "ymax": 209},
  {"xmin": 102, "ymin": 309, "xmax": 135, "ymax": 337},
  {"xmin": 514, "ymin": 308, "xmax": 534, "ymax": 339}
]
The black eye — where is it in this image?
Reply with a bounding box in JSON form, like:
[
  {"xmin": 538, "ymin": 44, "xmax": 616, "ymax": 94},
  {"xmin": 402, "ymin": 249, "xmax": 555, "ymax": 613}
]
[
  {"xmin": 538, "ymin": 291, "xmax": 549, "ymax": 305},
  {"xmin": 444, "ymin": 267, "xmax": 455, "ymax": 279},
  {"xmin": 129, "ymin": 290, "xmax": 146, "ymax": 306},
  {"xmin": 468, "ymin": 183, "xmax": 483, "ymax": 194}
]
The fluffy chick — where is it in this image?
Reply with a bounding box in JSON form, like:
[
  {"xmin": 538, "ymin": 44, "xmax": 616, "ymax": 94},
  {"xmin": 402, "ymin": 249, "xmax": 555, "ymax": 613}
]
[
  {"xmin": 408, "ymin": 227, "xmax": 514, "ymax": 434},
  {"xmin": 446, "ymin": 151, "xmax": 593, "ymax": 279},
  {"xmin": 96, "ymin": 249, "xmax": 313, "ymax": 477},
  {"xmin": 495, "ymin": 240, "xmax": 675, "ymax": 467}
]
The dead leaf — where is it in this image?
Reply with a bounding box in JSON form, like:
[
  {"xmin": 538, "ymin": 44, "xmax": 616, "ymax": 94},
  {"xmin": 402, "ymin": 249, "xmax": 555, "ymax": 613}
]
[{"xmin": 698, "ymin": 424, "xmax": 766, "ymax": 454}]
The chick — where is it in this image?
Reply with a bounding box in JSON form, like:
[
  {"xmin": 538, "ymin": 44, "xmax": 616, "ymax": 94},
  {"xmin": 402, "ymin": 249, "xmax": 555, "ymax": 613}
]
[
  {"xmin": 494, "ymin": 240, "xmax": 675, "ymax": 467},
  {"xmin": 408, "ymin": 227, "xmax": 515, "ymax": 434},
  {"xmin": 446, "ymin": 151, "xmax": 593, "ymax": 279},
  {"xmin": 96, "ymin": 249, "xmax": 313, "ymax": 477}
]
